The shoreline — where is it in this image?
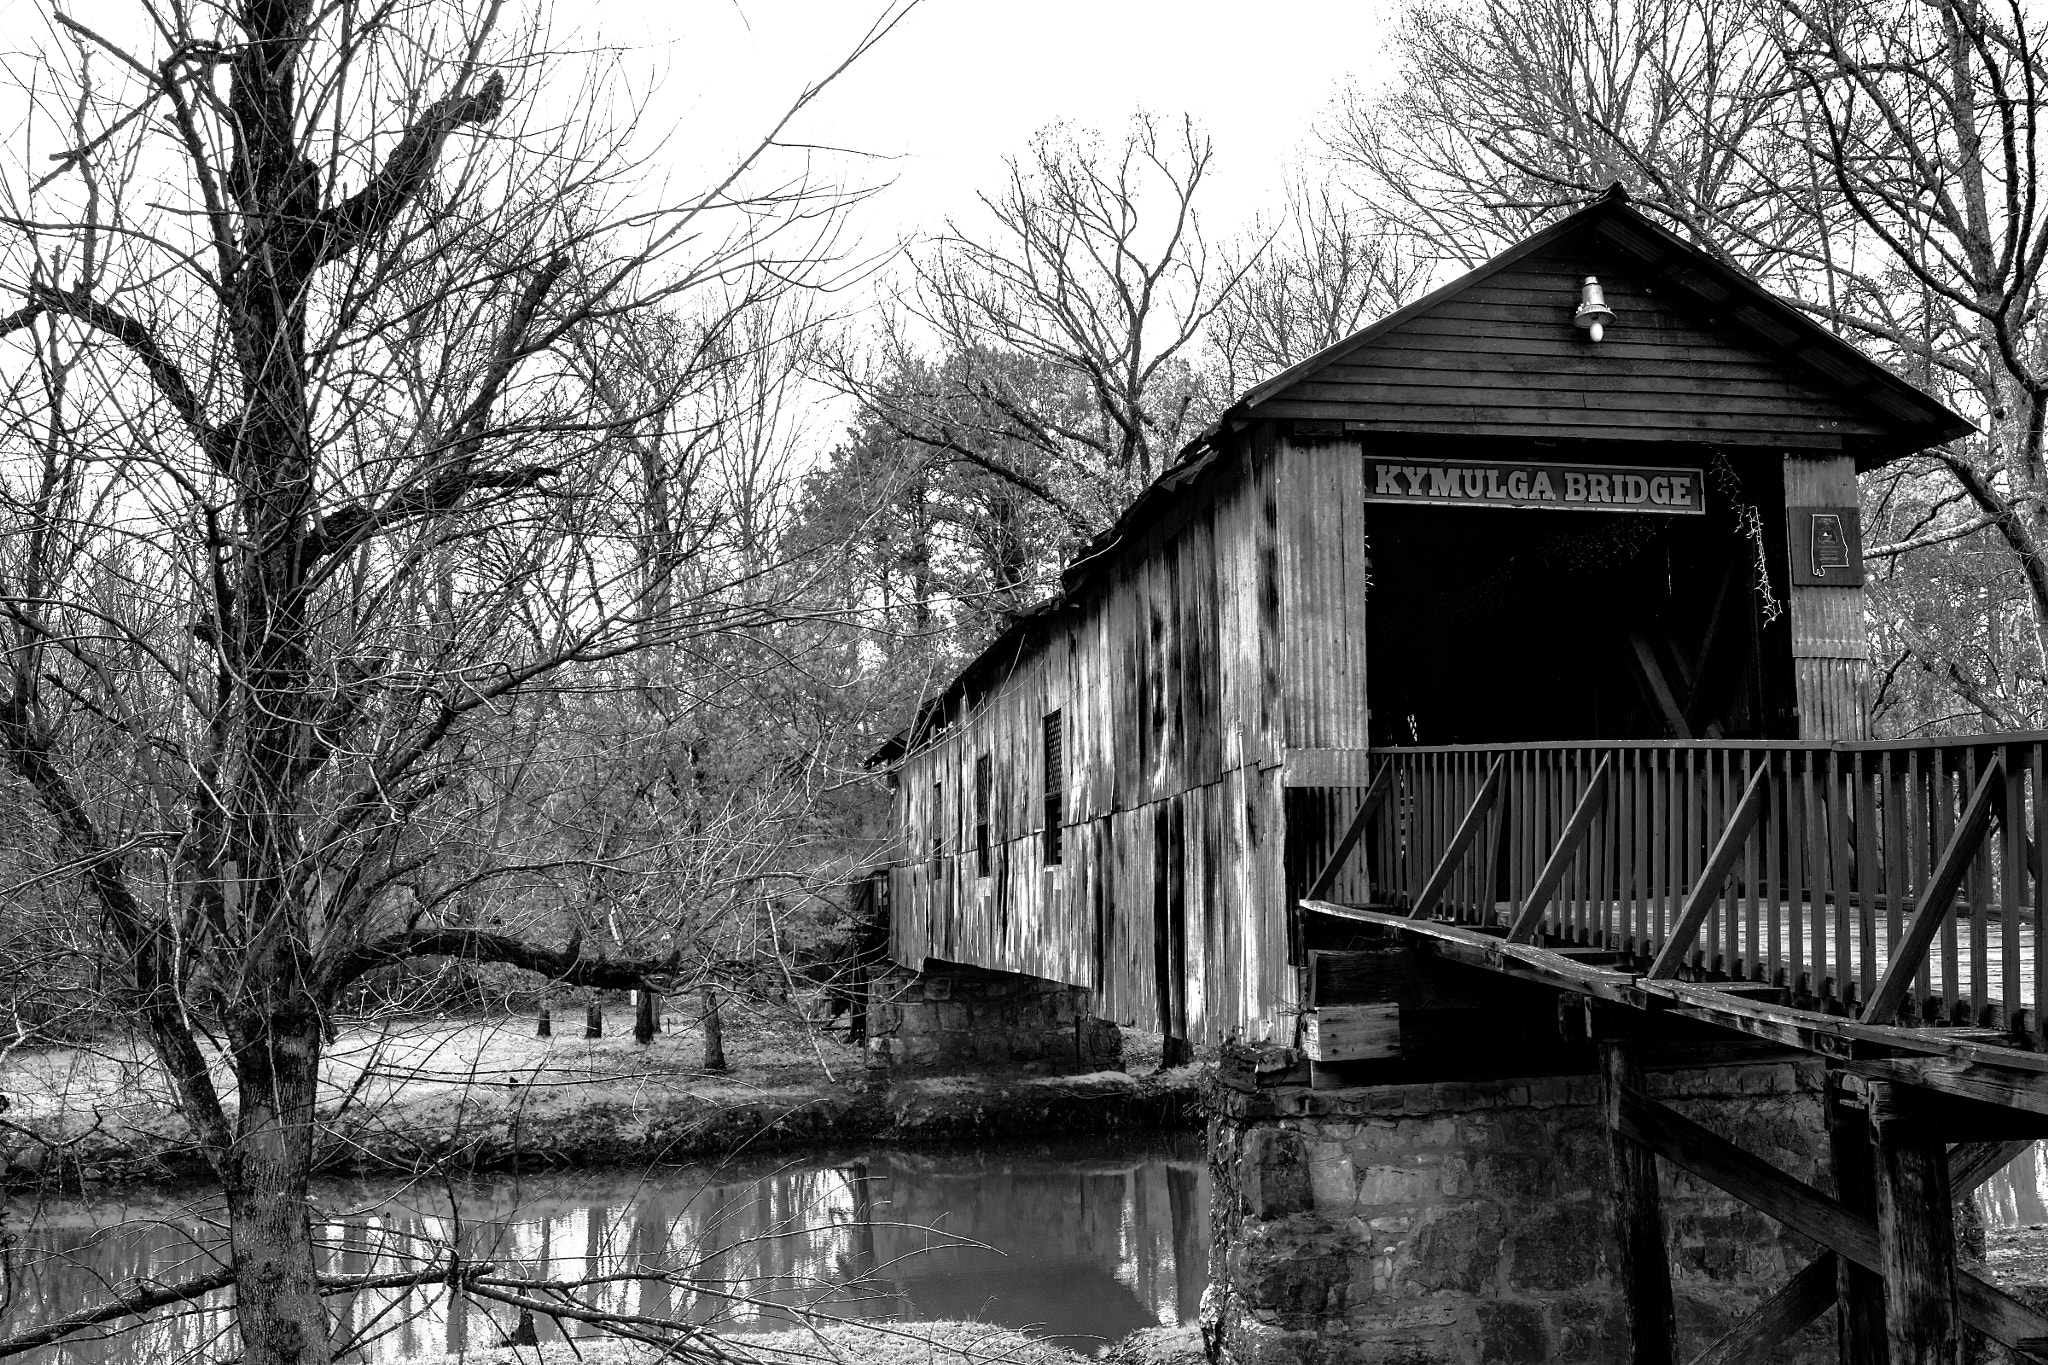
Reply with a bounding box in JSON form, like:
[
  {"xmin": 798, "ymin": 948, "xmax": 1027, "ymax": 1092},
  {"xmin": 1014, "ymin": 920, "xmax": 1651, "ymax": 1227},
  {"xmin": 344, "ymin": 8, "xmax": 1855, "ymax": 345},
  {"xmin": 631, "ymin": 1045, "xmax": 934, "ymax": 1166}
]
[{"xmin": 2, "ymin": 1016, "xmax": 1207, "ymax": 1192}]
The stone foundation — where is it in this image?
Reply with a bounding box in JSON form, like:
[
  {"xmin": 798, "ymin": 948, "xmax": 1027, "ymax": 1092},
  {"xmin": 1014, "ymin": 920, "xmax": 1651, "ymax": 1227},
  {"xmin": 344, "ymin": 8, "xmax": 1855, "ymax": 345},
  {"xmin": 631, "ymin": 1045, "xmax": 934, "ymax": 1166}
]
[
  {"xmin": 1210, "ymin": 1061, "xmax": 1834, "ymax": 1364},
  {"xmin": 865, "ymin": 960, "xmax": 1122, "ymax": 1074}
]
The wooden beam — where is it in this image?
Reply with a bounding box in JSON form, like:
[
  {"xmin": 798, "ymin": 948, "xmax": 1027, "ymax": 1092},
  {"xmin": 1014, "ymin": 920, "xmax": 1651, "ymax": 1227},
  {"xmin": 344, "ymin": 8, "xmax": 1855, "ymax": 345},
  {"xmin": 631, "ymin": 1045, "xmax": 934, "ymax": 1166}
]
[
  {"xmin": 1604, "ymin": 1038, "xmax": 1675, "ymax": 1365},
  {"xmin": 1828, "ymin": 1074, "xmax": 1886, "ymax": 1365},
  {"xmin": 1630, "ymin": 632, "xmax": 1694, "ymax": 739},
  {"xmin": 1869, "ymin": 1081, "xmax": 1962, "ymax": 1364},
  {"xmin": 1645, "ymin": 762, "xmax": 1772, "ymax": 978},
  {"xmin": 1408, "ymin": 757, "xmax": 1505, "ymax": 921},
  {"xmin": 1299, "ymin": 903, "xmax": 2048, "ymax": 1121},
  {"xmin": 1950, "ymin": 1139, "xmax": 2034, "ymax": 1195},
  {"xmin": 1863, "ymin": 754, "xmax": 2006, "ymax": 1024},
  {"xmin": 1614, "ymin": 1085, "xmax": 2048, "ymax": 1356},
  {"xmin": 1505, "ymin": 755, "xmax": 1612, "ymax": 944},
  {"xmin": 1306, "ymin": 762, "xmax": 1391, "ymax": 902},
  {"xmin": 1684, "ymin": 1138, "xmax": 2026, "ymax": 1365},
  {"xmin": 1686, "ymin": 1255, "xmax": 1836, "ymax": 1365}
]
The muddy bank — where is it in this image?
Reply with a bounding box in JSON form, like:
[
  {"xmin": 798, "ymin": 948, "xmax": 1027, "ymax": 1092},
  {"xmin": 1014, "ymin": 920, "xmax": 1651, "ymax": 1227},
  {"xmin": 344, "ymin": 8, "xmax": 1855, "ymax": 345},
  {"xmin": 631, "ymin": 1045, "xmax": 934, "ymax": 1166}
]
[{"xmin": 2, "ymin": 1017, "xmax": 1206, "ymax": 1189}]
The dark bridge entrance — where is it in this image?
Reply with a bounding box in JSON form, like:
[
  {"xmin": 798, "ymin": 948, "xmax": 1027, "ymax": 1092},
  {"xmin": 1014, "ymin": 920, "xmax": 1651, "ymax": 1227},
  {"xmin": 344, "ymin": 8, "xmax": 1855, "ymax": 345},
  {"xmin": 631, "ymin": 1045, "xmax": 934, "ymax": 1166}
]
[{"xmin": 1365, "ymin": 457, "xmax": 1791, "ymax": 748}]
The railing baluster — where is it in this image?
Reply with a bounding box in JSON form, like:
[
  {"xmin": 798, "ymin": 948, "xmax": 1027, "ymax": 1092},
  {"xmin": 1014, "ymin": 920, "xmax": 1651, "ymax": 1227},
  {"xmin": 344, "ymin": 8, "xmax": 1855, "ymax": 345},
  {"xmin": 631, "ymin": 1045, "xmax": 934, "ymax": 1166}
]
[
  {"xmin": 1843, "ymin": 757, "xmax": 1859, "ymax": 1015},
  {"xmin": 1971, "ymin": 748, "xmax": 1993, "ymax": 1024},
  {"xmin": 2002, "ymin": 743, "xmax": 2025, "ymax": 1032},
  {"xmin": 1855, "ymin": 752, "xmax": 1878, "ymax": 1003},
  {"xmin": 1787, "ymin": 752, "xmax": 1807, "ymax": 999},
  {"xmin": 1764, "ymin": 752, "xmax": 1782, "ymax": 986},
  {"xmin": 2032, "ymin": 744, "xmax": 2047, "ymax": 1044},
  {"xmin": 1940, "ymin": 753, "xmax": 1961, "ymax": 1021}
]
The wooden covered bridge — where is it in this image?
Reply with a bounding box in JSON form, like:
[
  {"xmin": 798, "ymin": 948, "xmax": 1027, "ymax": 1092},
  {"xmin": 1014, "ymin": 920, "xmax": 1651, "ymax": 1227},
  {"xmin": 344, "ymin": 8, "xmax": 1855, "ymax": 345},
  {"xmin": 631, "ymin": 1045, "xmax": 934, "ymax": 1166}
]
[{"xmin": 873, "ymin": 189, "xmax": 2048, "ymax": 1363}]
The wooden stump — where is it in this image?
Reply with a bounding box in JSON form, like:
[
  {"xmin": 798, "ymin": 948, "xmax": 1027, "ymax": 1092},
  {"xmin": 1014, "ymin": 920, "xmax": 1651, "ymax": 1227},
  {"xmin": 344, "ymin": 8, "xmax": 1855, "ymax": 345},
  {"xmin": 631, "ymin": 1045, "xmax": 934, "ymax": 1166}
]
[
  {"xmin": 536, "ymin": 1002, "xmax": 551, "ymax": 1038},
  {"xmin": 634, "ymin": 988, "xmax": 660, "ymax": 1046},
  {"xmin": 701, "ymin": 984, "xmax": 727, "ymax": 1072},
  {"xmin": 584, "ymin": 1000, "xmax": 603, "ymax": 1039}
]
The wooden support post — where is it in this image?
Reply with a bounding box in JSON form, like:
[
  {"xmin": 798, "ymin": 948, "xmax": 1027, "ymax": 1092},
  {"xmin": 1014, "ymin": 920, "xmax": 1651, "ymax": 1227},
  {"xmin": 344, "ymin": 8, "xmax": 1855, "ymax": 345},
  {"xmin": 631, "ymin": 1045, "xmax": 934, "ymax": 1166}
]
[
  {"xmin": 1600, "ymin": 1026, "xmax": 1675, "ymax": 1365},
  {"xmin": 1826, "ymin": 1073, "xmax": 1885, "ymax": 1365},
  {"xmin": 1864, "ymin": 755, "xmax": 2005, "ymax": 1023},
  {"xmin": 1505, "ymin": 754, "xmax": 1612, "ymax": 944},
  {"xmin": 1307, "ymin": 762, "xmax": 1391, "ymax": 902},
  {"xmin": 1408, "ymin": 757, "xmax": 1504, "ymax": 921},
  {"xmin": 1869, "ymin": 1081, "xmax": 1962, "ymax": 1365}
]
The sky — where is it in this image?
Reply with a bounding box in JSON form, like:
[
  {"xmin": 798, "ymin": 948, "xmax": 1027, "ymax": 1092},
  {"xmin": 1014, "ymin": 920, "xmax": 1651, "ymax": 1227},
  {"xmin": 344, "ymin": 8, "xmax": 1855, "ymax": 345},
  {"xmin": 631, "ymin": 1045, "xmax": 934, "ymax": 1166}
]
[{"xmin": 609, "ymin": 0, "xmax": 1407, "ymax": 251}]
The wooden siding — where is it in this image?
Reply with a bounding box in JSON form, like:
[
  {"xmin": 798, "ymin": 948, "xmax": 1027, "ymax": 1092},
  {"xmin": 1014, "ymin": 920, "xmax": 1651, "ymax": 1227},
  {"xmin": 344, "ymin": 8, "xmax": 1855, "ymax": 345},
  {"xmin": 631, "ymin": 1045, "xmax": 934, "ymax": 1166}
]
[
  {"xmin": 1258, "ymin": 236, "xmax": 1889, "ymax": 449},
  {"xmin": 889, "ymin": 438, "xmax": 1305, "ymax": 1042}
]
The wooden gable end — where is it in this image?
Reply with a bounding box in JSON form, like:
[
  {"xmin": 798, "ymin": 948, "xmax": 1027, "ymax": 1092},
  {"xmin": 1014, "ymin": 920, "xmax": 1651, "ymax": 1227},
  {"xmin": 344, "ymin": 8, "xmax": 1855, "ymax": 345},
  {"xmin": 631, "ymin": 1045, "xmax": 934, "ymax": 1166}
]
[{"xmin": 1255, "ymin": 229, "xmax": 1890, "ymax": 450}]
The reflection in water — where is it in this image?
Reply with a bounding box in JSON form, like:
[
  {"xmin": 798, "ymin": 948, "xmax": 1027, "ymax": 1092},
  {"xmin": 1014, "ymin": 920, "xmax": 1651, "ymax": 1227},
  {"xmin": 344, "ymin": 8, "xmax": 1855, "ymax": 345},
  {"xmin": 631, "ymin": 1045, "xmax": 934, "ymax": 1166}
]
[{"xmin": 8, "ymin": 1134, "xmax": 1210, "ymax": 1362}]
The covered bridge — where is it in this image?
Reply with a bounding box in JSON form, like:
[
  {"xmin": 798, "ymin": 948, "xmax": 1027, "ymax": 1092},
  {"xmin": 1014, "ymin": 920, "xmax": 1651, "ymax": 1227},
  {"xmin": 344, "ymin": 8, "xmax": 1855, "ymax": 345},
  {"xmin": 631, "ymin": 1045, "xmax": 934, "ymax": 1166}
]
[{"xmin": 875, "ymin": 187, "xmax": 1968, "ymax": 1049}]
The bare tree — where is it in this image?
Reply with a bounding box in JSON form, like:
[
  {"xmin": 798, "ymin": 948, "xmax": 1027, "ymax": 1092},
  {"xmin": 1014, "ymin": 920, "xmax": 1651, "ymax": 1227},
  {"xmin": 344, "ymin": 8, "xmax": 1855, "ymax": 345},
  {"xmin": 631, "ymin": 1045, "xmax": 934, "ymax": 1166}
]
[
  {"xmin": 0, "ymin": 1, "xmax": 909, "ymax": 1361},
  {"xmin": 1207, "ymin": 180, "xmax": 1429, "ymax": 393},
  {"xmin": 1328, "ymin": 0, "xmax": 2048, "ymax": 730},
  {"xmin": 825, "ymin": 113, "xmax": 1248, "ymax": 638}
]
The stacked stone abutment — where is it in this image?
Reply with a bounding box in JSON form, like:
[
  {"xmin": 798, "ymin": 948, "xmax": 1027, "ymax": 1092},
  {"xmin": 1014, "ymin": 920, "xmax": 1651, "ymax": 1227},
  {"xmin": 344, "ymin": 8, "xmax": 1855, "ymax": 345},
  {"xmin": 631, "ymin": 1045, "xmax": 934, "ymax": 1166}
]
[
  {"xmin": 865, "ymin": 960, "xmax": 1122, "ymax": 1074},
  {"xmin": 1210, "ymin": 1062, "xmax": 1834, "ymax": 1365}
]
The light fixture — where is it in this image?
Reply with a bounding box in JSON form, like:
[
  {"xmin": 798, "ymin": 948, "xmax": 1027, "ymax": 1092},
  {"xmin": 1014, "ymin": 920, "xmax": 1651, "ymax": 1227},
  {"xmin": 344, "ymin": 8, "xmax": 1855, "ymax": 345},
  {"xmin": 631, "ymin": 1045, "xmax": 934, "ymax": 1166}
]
[{"xmin": 1575, "ymin": 276, "xmax": 1615, "ymax": 342}]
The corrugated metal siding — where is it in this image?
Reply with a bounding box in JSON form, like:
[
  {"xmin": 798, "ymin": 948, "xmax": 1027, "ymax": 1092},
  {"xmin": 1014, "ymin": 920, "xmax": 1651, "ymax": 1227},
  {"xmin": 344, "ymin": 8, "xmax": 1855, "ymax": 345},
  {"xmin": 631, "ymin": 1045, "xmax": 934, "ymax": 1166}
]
[{"xmin": 886, "ymin": 436, "xmax": 1304, "ymax": 1042}]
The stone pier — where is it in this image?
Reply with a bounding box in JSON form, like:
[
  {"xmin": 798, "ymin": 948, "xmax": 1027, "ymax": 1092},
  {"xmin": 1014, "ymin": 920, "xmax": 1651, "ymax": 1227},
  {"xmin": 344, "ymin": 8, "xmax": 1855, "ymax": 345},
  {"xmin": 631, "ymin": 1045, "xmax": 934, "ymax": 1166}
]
[
  {"xmin": 1209, "ymin": 1060, "xmax": 1833, "ymax": 1365},
  {"xmin": 864, "ymin": 959, "xmax": 1123, "ymax": 1074}
]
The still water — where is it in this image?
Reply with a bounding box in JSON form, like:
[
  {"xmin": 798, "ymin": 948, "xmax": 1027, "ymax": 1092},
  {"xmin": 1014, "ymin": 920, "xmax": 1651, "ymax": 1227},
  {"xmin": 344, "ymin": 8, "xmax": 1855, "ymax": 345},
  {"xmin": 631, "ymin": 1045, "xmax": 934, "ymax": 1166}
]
[{"xmin": 9, "ymin": 1133, "xmax": 1210, "ymax": 1363}]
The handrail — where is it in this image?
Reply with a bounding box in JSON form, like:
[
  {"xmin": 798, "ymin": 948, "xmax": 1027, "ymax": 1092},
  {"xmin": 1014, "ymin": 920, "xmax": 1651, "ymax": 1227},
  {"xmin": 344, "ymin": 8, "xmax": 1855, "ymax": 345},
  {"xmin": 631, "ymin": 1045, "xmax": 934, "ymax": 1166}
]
[{"xmin": 1306, "ymin": 735, "xmax": 2047, "ymax": 1037}]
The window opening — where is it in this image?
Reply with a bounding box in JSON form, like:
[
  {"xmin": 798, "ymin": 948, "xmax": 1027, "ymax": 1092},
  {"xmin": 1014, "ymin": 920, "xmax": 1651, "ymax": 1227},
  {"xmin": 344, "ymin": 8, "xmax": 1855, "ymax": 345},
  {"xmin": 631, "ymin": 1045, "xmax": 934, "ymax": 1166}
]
[{"xmin": 1043, "ymin": 711, "xmax": 1065, "ymax": 865}]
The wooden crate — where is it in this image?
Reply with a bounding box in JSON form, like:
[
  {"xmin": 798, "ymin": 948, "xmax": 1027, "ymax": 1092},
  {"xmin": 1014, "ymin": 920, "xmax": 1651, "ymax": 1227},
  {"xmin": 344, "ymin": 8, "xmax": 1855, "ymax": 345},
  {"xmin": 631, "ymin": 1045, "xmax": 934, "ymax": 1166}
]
[{"xmin": 1302, "ymin": 1004, "xmax": 1401, "ymax": 1061}]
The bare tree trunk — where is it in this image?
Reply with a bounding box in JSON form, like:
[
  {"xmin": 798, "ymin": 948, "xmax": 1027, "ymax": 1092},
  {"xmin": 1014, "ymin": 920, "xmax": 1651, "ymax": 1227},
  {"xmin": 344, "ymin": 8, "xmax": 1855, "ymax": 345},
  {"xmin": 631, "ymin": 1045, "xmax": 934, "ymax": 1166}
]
[
  {"xmin": 1158, "ymin": 1035, "xmax": 1194, "ymax": 1070},
  {"xmin": 701, "ymin": 985, "xmax": 727, "ymax": 1072},
  {"xmin": 634, "ymin": 989, "xmax": 659, "ymax": 1045},
  {"xmin": 224, "ymin": 1014, "xmax": 331, "ymax": 1365}
]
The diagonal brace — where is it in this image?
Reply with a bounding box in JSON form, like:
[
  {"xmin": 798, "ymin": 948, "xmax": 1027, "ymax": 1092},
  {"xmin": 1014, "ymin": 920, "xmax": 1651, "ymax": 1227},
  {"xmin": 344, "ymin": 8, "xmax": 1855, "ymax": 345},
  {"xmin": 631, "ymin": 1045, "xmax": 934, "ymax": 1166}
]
[
  {"xmin": 1409, "ymin": 757, "xmax": 1505, "ymax": 921},
  {"xmin": 1683, "ymin": 1138, "xmax": 2031, "ymax": 1365},
  {"xmin": 1646, "ymin": 762, "xmax": 1773, "ymax": 979},
  {"xmin": 1307, "ymin": 762, "xmax": 1392, "ymax": 902},
  {"xmin": 1863, "ymin": 753, "xmax": 2006, "ymax": 1023},
  {"xmin": 1617, "ymin": 1085, "xmax": 2048, "ymax": 1356},
  {"xmin": 1505, "ymin": 754, "xmax": 1612, "ymax": 944}
]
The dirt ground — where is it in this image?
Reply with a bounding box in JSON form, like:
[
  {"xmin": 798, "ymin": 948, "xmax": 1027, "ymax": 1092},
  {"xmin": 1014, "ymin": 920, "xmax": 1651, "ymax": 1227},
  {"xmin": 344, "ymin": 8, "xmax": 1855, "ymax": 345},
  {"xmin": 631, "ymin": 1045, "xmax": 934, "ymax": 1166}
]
[{"xmin": 0, "ymin": 999, "xmax": 1197, "ymax": 1186}]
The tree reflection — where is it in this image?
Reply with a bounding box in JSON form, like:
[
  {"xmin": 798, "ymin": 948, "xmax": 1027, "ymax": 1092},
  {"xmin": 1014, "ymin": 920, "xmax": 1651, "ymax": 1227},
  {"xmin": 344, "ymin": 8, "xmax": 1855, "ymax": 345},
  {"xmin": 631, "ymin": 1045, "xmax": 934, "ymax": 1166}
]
[{"xmin": 11, "ymin": 1136, "xmax": 1210, "ymax": 1362}]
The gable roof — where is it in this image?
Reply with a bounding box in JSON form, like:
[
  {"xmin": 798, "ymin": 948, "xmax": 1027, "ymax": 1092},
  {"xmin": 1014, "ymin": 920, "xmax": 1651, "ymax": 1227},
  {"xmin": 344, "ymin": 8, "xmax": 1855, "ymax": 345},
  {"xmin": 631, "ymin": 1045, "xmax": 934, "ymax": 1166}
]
[{"xmin": 1220, "ymin": 187, "xmax": 1971, "ymax": 463}]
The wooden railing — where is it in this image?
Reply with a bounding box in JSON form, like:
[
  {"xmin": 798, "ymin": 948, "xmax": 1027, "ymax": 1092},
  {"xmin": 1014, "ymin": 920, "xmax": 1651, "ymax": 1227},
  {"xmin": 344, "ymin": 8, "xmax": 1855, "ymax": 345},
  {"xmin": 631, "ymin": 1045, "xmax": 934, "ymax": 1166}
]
[{"xmin": 1312, "ymin": 737, "xmax": 2048, "ymax": 1033}]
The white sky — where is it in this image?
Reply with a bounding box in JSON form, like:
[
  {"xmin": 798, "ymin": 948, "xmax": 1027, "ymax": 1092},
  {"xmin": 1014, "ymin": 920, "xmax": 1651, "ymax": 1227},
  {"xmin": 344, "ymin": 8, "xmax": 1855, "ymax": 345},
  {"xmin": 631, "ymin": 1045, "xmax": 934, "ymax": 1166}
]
[{"xmin": 611, "ymin": 0, "xmax": 1406, "ymax": 250}]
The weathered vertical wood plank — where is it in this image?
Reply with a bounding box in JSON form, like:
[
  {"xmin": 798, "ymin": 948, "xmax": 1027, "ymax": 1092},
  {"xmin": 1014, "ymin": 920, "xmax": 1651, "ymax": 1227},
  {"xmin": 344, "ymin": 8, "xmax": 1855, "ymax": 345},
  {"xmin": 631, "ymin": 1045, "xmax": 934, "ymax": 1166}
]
[{"xmin": 1868, "ymin": 1081, "xmax": 1961, "ymax": 1365}]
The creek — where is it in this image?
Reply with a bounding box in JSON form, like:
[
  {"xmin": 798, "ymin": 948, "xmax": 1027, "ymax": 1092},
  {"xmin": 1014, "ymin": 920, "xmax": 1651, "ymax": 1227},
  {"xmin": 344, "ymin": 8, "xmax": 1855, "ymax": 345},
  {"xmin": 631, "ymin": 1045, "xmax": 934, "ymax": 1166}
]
[{"xmin": 10, "ymin": 1132, "xmax": 1209, "ymax": 1363}]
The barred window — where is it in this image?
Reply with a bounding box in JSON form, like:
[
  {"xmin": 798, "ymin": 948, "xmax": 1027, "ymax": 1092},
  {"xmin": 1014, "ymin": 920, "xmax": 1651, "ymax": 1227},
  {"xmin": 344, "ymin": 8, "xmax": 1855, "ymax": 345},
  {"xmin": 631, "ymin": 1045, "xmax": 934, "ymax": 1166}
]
[{"xmin": 1043, "ymin": 711, "xmax": 1064, "ymax": 865}]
